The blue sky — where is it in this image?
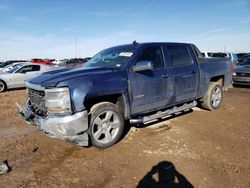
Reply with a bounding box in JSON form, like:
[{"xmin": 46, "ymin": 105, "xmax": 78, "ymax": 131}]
[{"xmin": 0, "ymin": 0, "xmax": 250, "ymax": 60}]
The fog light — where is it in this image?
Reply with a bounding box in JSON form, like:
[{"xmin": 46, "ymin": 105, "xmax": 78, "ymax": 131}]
[{"xmin": 58, "ymin": 124, "xmax": 74, "ymax": 135}]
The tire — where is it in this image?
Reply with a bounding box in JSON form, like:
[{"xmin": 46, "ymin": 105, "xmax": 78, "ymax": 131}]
[
  {"xmin": 0, "ymin": 80, "xmax": 6, "ymax": 93},
  {"xmin": 201, "ymin": 82, "xmax": 223, "ymax": 111},
  {"xmin": 89, "ymin": 102, "xmax": 124, "ymax": 148}
]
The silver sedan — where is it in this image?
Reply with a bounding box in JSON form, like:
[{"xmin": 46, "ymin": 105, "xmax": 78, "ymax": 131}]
[{"xmin": 0, "ymin": 63, "xmax": 55, "ymax": 92}]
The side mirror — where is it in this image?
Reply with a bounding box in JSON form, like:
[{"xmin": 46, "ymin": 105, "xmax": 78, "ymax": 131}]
[{"xmin": 132, "ymin": 61, "xmax": 153, "ymax": 72}]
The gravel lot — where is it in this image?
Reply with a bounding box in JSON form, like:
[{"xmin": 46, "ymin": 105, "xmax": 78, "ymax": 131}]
[{"xmin": 0, "ymin": 87, "xmax": 249, "ymax": 187}]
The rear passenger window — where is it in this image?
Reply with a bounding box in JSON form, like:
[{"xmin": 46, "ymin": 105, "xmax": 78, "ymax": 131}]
[
  {"xmin": 167, "ymin": 45, "xmax": 192, "ymax": 66},
  {"xmin": 32, "ymin": 65, "xmax": 40, "ymax": 71}
]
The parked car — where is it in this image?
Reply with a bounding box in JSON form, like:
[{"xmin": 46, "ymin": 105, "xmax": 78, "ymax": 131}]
[
  {"xmin": 0, "ymin": 63, "xmax": 55, "ymax": 92},
  {"xmin": 2, "ymin": 62, "xmax": 26, "ymax": 72},
  {"xmin": 202, "ymin": 52, "xmax": 213, "ymax": 58},
  {"xmin": 237, "ymin": 53, "xmax": 250, "ymax": 60},
  {"xmin": 17, "ymin": 42, "xmax": 232, "ymax": 148},
  {"xmin": 0, "ymin": 60, "xmax": 27, "ymax": 71},
  {"xmin": 211, "ymin": 52, "xmax": 228, "ymax": 58},
  {"xmin": 212, "ymin": 52, "xmax": 238, "ymax": 63},
  {"xmin": 232, "ymin": 57, "xmax": 250, "ymax": 86},
  {"xmin": 31, "ymin": 58, "xmax": 52, "ymax": 65},
  {"xmin": 58, "ymin": 58, "xmax": 91, "ymax": 68}
]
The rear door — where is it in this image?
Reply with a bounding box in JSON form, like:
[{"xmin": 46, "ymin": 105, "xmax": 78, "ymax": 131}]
[
  {"xmin": 165, "ymin": 44, "xmax": 199, "ymax": 103},
  {"xmin": 129, "ymin": 45, "xmax": 172, "ymax": 115}
]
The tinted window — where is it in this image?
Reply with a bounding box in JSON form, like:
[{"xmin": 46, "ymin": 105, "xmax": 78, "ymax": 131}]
[
  {"xmin": 32, "ymin": 65, "xmax": 40, "ymax": 71},
  {"xmin": 17, "ymin": 65, "xmax": 40, "ymax": 73},
  {"xmin": 207, "ymin": 53, "xmax": 212, "ymax": 57},
  {"xmin": 211, "ymin": 53, "xmax": 227, "ymax": 58},
  {"xmin": 167, "ymin": 45, "xmax": 192, "ymax": 66},
  {"xmin": 137, "ymin": 46, "xmax": 164, "ymax": 69},
  {"xmin": 239, "ymin": 58, "xmax": 250, "ymax": 65}
]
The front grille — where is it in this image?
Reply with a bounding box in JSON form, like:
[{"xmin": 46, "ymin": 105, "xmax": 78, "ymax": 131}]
[
  {"xmin": 236, "ymin": 72, "xmax": 250, "ymax": 77},
  {"xmin": 28, "ymin": 88, "xmax": 47, "ymax": 116}
]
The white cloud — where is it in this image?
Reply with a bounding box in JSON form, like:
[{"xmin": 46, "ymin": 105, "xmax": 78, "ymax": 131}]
[
  {"xmin": 86, "ymin": 6, "xmax": 136, "ymax": 18},
  {"xmin": 181, "ymin": 28, "xmax": 230, "ymax": 41},
  {"xmin": 12, "ymin": 16, "xmax": 33, "ymax": 23},
  {"xmin": 225, "ymin": 0, "xmax": 250, "ymax": 6},
  {"xmin": 194, "ymin": 32, "xmax": 250, "ymax": 53},
  {"xmin": 0, "ymin": 4, "xmax": 10, "ymax": 11},
  {"xmin": 144, "ymin": 0, "xmax": 154, "ymax": 10},
  {"xmin": 241, "ymin": 16, "xmax": 250, "ymax": 23},
  {"xmin": 0, "ymin": 31, "xmax": 153, "ymax": 60}
]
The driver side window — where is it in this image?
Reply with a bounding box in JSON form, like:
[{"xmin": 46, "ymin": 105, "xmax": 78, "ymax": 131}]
[
  {"xmin": 136, "ymin": 46, "xmax": 165, "ymax": 69},
  {"xmin": 16, "ymin": 65, "xmax": 40, "ymax": 73}
]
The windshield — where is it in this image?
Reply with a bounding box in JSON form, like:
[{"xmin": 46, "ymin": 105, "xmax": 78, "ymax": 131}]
[
  {"xmin": 238, "ymin": 58, "xmax": 250, "ymax": 65},
  {"xmin": 6, "ymin": 64, "xmax": 23, "ymax": 73},
  {"xmin": 0, "ymin": 62, "xmax": 10, "ymax": 68},
  {"xmin": 84, "ymin": 45, "xmax": 134, "ymax": 70}
]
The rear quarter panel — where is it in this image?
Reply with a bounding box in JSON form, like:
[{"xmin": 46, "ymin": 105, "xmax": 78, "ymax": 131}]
[{"xmin": 198, "ymin": 58, "xmax": 232, "ymax": 98}]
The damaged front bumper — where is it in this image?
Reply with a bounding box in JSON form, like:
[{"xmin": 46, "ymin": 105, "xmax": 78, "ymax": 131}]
[{"xmin": 16, "ymin": 103, "xmax": 89, "ymax": 146}]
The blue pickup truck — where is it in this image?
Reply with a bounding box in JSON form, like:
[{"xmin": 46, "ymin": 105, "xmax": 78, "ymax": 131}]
[{"xmin": 17, "ymin": 42, "xmax": 232, "ymax": 148}]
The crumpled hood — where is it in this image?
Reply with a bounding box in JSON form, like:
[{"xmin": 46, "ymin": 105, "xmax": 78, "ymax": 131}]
[
  {"xmin": 234, "ymin": 65, "xmax": 250, "ymax": 73},
  {"xmin": 27, "ymin": 67, "xmax": 113, "ymax": 87}
]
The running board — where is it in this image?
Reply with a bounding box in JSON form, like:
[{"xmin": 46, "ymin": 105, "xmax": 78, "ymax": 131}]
[{"xmin": 130, "ymin": 101, "xmax": 197, "ymax": 124}]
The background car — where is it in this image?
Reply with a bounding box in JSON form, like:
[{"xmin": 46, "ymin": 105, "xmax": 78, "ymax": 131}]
[
  {"xmin": 201, "ymin": 52, "xmax": 213, "ymax": 58},
  {"xmin": 57, "ymin": 58, "xmax": 91, "ymax": 68},
  {"xmin": 2, "ymin": 62, "xmax": 26, "ymax": 72},
  {"xmin": 0, "ymin": 60, "xmax": 27, "ymax": 71},
  {"xmin": 0, "ymin": 63, "xmax": 55, "ymax": 92},
  {"xmin": 232, "ymin": 57, "xmax": 250, "ymax": 86},
  {"xmin": 31, "ymin": 58, "xmax": 52, "ymax": 65}
]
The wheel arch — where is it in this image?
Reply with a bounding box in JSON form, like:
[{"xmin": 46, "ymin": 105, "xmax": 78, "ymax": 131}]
[
  {"xmin": 210, "ymin": 75, "xmax": 224, "ymax": 87},
  {"xmin": 0, "ymin": 79, "xmax": 8, "ymax": 92},
  {"xmin": 84, "ymin": 93, "xmax": 129, "ymax": 119}
]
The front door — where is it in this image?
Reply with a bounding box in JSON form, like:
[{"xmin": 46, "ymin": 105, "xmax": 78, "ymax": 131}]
[
  {"xmin": 12, "ymin": 65, "xmax": 41, "ymax": 87},
  {"xmin": 130, "ymin": 45, "xmax": 172, "ymax": 115}
]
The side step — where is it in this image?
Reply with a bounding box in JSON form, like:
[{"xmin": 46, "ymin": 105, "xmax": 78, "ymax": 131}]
[{"xmin": 130, "ymin": 101, "xmax": 197, "ymax": 124}]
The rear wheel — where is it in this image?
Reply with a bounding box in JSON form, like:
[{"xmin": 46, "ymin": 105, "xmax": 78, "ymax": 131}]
[
  {"xmin": 89, "ymin": 102, "xmax": 124, "ymax": 148},
  {"xmin": 201, "ymin": 82, "xmax": 223, "ymax": 110},
  {"xmin": 0, "ymin": 80, "xmax": 6, "ymax": 93}
]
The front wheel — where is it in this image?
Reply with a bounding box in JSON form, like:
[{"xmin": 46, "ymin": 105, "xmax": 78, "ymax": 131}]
[
  {"xmin": 89, "ymin": 102, "xmax": 124, "ymax": 148},
  {"xmin": 201, "ymin": 82, "xmax": 223, "ymax": 111},
  {"xmin": 0, "ymin": 80, "xmax": 6, "ymax": 93}
]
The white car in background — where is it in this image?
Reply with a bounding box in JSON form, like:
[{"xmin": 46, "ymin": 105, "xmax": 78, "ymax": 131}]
[
  {"xmin": 0, "ymin": 63, "xmax": 55, "ymax": 92},
  {"xmin": 201, "ymin": 52, "xmax": 213, "ymax": 58},
  {"xmin": 2, "ymin": 62, "xmax": 26, "ymax": 72}
]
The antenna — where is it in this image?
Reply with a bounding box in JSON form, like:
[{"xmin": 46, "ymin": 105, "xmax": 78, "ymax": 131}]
[
  {"xmin": 133, "ymin": 40, "xmax": 138, "ymax": 46},
  {"xmin": 75, "ymin": 36, "xmax": 77, "ymax": 58}
]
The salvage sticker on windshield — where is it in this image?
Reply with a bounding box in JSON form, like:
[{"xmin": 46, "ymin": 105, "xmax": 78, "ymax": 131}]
[{"xmin": 119, "ymin": 52, "xmax": 133, "ymax": 57}]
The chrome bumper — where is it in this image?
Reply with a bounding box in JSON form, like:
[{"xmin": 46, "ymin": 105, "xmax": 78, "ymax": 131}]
[
  {"xmin": 16, "ymin": 103, "xmax": 89, "ymax": 146},
  {"xmin": 232, "ymin": 77, "xmax": 250, "ymax": 85}
]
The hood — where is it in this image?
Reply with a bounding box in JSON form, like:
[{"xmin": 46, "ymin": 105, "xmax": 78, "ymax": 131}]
[
  {"xmin": 28, "ymin": 67, "xmax": 113, "ymax": 87},
  {"xmin": 0, "ymin": 71, "xmax": 9, "ymax": 76},
  {"xmin": 234, "ymin": 65, "xmax": 250, "ymax": 73}
]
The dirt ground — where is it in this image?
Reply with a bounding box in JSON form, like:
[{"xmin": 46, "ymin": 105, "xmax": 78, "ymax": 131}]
[{"xmin": 0, "ymin": 87, "xmax": 249, "ymax": 188}]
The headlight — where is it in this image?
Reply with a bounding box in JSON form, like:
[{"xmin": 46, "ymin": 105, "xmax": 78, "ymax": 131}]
[
  {"xmin": 45, "ymin": 87, "xmax": 72, "ymax": 116},
  {"xmin": 233, "ymin": 72, "xmax": 236, "ymax": 76}
]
